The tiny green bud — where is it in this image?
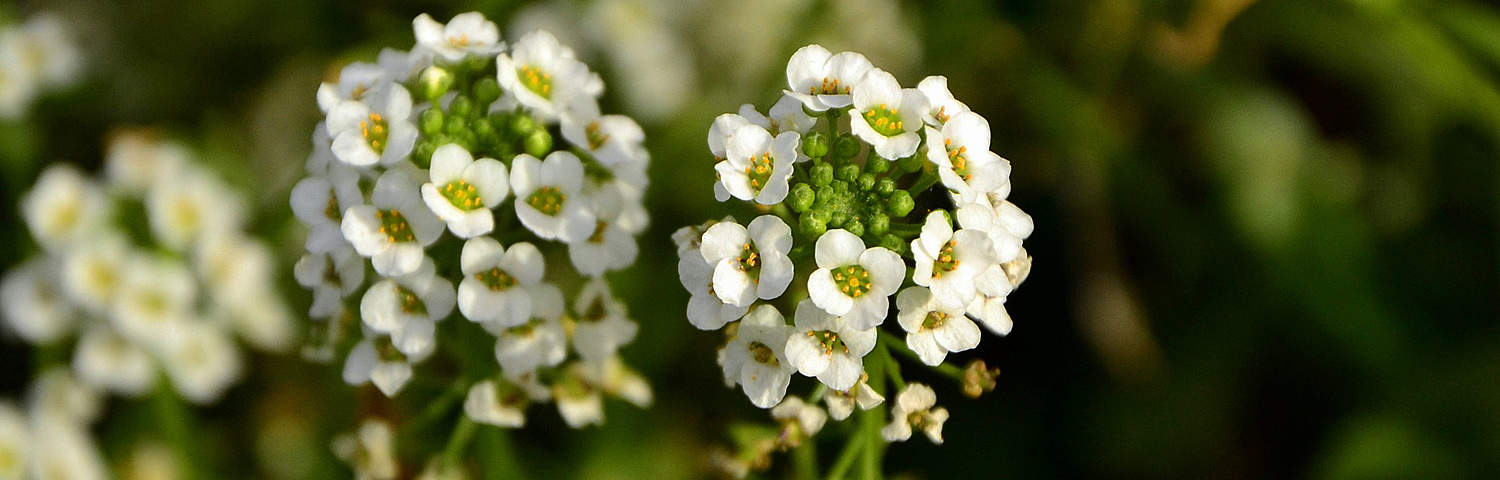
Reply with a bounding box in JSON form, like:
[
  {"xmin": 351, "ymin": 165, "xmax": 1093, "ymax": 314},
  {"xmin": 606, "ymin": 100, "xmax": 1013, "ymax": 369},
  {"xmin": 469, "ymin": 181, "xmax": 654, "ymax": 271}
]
[
  {"xmin": 413, "ymin": 141, "xmax": 436, "ymax": 168},
  {"xmin": 835, "ymin": 164, "xmax": 860, "ymax": 182},
  {"xmin": 875, "ymin": 177, "xmax": 896, "ymax": 196},
  {"xmin": 844, "ymin": 218, "xmax": 865, "ymax": 237},
  {"xmin": 418, "ymin": 66, "xmax": 454, "ymax": 101},
  {"xmin": 866, "ymin": 157, "xmax": 891, "ymax": 174},
  {"xmin": 856, "ymin": 173, "xmax": 876, "ymax": 191},
  {"xmin": 810, "ymin": 162, "xmax": 834, "ymax": 187},
  {"xmin": 472, "ymin": 118, "xmax": 496, "ymax": 142},
  {"xmin": 789, "ymin": 183, "xmax": 815, "ymax": 212},
  {"xmin": 803, "ymin": 132, "xmax": 830, "ymax": 159},
  {"xmin": 887, "ymin": 190, "xmax": 914, "ymax": 217},
  {"xmin": 814, "ymin": 185, "xmax": 835, "ymax": 207},
  {"xmin": 524, "ymin": 130, "xmax": 553, "ymax": 157},
  {"xmin": 473, "ymin": 78, "xmax": 502, "ymax": 108},
  {"xmin": 878, "ymin": 233, "xmax": 905, "ymax": 253},
  {"xmin": 510, "ymin": 114, "xmax": 538, "ymax": 137},
  {"xmin": 831, "ymin": 180, "xmax": 850, "ymax": 196},
  {"xmin": 419, "ymin": 109, "xmax": 444, "ymax": 136},
  {"xmin": 448, "ymin": 95, "xmax": 474, "ymax": 118},
  {"xmin": 897, "ymin": 154, "xmax": 922, "ymax": 173},
  {"xmin": 867, "ymin": 212, "xmax": 890, "ymax": 236},
  {"xmin": 444, "ymin": 116, "xmax": 469, "ymax": 136},
  {"xmin": 799, "ymin": 211, "xmax": 828, "ymax": 238},
  {"xmin": 833, "ymin": 134, "xmax": 861, "ymax": 160},
  {"xmin": 828, "ymin": 211, "xmax": 849, "ymax": 228},
  {"xmin": 454, "ymin": 131, "xmax": 478, "ymax": 151}
]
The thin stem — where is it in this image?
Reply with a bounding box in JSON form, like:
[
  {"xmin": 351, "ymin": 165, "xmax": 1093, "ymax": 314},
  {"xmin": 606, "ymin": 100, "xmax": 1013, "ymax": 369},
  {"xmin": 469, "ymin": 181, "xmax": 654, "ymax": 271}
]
[
  {"xmin": 879, "ymin": 344, "xmax": 907, "ymax": 392},
  {"xmin": 859, "ymin": 338, "xmax": 887, "ymax": 480},
  {"xmin": 823, "ymin": 434, "xmax": 865, "ymax": 480},
  {"xmin": 476, "ymin": 426, "xmax": 527, "ymax": 480},
  {"xmin": 906, "ymin": 170, "xmax": 939, "ymax": 195},
  {"xmin": 443, "ymin": 416, "xmax": 478, "ymax": 463},
  {"xmin": 793, "ymin": 437, "xmax": 819, "ymax": 480},
  {"xmin": 407, "ymin": 379, "xmax": 469, "ymax": 431},
  {"xmin": 808, "ymin": 383, "xmax": 829, "ymax": 403},
  {"xmin": 879, "ymin": 330, "xmax": 965, "ymax": 383}
]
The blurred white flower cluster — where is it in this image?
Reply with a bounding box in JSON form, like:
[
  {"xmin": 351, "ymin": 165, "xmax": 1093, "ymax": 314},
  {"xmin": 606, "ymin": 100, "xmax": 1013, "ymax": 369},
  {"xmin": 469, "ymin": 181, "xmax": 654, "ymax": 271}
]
[
  {"xmin": 292, "ymin": 12, "xmax": 649, "ymax": 431},
  {"xmin": 0, "ymin": 12, "xmax": 81, "ymax": 119},
  {"xmin": 678, "ymin": 45, "xmax": 1032, "ymax": 473},
  {"xmin": 2, "ymin": 129, "xmax": 293, "ymax": 407},
  {"xmin": 0, "ymin": 369, "xmax": 111, "ymax": 480}
]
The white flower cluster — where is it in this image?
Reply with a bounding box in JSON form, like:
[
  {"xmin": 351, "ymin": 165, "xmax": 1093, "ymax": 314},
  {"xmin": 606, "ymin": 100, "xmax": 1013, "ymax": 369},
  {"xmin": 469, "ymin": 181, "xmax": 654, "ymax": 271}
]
[
  {"xmin": 0, "ymin": 369, "xmax": 110, "ymax": 480},
  {"xmin": 0, "ymin": 12, "xmax": 80, "ymax": 119},
  {"xmin": 293, "ymin": 12, "xmax": 649, "ymax": 429},
  {"xmin": 680, "ymin": 45, "xmax": 1034, "ymax": 450},
  {"xmin": 2, "ymin": 130, "xmax": 293, "ymax": 405}
]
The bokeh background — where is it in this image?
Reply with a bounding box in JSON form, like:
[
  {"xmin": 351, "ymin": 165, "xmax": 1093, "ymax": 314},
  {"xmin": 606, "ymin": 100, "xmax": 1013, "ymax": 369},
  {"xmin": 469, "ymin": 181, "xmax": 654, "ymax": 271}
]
[{"xmin": 1, "ymin": 0, "xmax": 1497, "ymax": 478}]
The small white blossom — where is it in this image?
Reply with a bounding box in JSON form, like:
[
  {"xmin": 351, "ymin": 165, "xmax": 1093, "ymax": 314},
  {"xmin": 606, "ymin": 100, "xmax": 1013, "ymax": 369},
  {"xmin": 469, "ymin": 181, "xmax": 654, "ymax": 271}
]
[
  {"xmin": 333, "ymin": 420, "xmax": 399, "ymax": 480},
  {"xmin": 103, "ymin": 130, "xmax": 190, "ymax": 193},
  {"xmin": 807, "ymin": 229, "xmax": 903, "ymax": 330},
  {"xmin": 71, "ymin": 326, "xmax": 154, "ymax": 397},
  {"xmin": 561, "ymin": 100, "xmax": 647, "ymax": 167},
  {"xmin": 27, "ymin": 368, "xmax": 101, "ymax": 425},
  {"xmin": 896, "ymin": 287, "xmax": 981, "ymax": 366},
  {"xmin": 916, "ymin": 76, "xmax": 970, "ymax": 126},
  {"xmin": 146, "ymin": 166, "xmax": 246, "ymax": 251},
  {"xmin": 316, "ymin": 60, "xmax": 388, "ymax": 113},
  {"xmin": 413, "ymin": 12, "xmax": 504, "ymax": 63},
  {"xmin": 343, "ymin": 336, "xmax": 419, "ymax": 397},
  {"xmin": 21, "ymin": 164, "xmax": 107, "ymax": 250},
  {"xmin": 570, "ymin": 278, "xmax": 638, "ymax": 363},
  {"xmin": 568, "ymin": 184, "xmax": 639, "ymax": 277},
  {"xmin": 496, "ymin": 30, "xmax": 594, "ymax": 121},
  {"xmin": 328, "ymin": 85, "xmax": 418, "ymax": 167},
  {"xmin": 290, "ymin": 162, "xmax": 364, "ymax": 254},
  {"xmin": 911, "ymin": 210, "xmax": 995, "ymax": 310},
  {"xmin": 784, "ymin": 44, "xmax": 873, "ymax": 112},
  {"xmin": 421, "ymin": 144, "xmax": 510, "ymax": 238},
  {"xmin": 553, "ymin": 377, "xmax": 604, "ymax": 429},
  {"xmin": 714, "ymin": 124, "xmax": 798, "ymax": 205},
  {"xmin": 824, "ymin": 377, "xmax": 884, "ymax": 421},
  {"xmin": 927, "ymin": 112, "xmax": 1010, "ymax": 201},
  {"xmin": 0, "ymin": 259, "xmax": 72, "ymax": 344},
  {"xmin": 881, "ymin": 383, "xmax": 949, "ymax": 444},
  {"xmin": 26, "ymin": 415, "xmax": 107, "ymax": 480},
  {"xmin": 342, "ymin": 169, "xmax": 444, "ymax": 277},
  {"xmin": 698, "ymin": 215, "xmax": 794, "ymax": 307},
  {"xmin": 575, "ymin": 355, "xmax": 652, "ymax": 408},
  {"xmin": 0, "ymin": 402, "xmax": 28, "ymax": 479},
  {"xmin": 160, "ymin": 321, "xmax": 243, "ymax": 405},
  {"xmin": 59, "ymin": 234, "xmax": 128, "ymax": 313},
  {"xmin": 493, "ymin": 284, "xmax": 568, "ymax": 375},
  {"xmin": 850, "ymin": 68, "xmax": 929, "ymax": 160},
  {"xmin": 360, "ymin": 259, "xmax": 454, "ymax": 358},
  {"xmin": 511, "ymin": 151, "xmax": 595, "ymax": 242},
  {"xmin": 770, "ymin": 396, "xmax": 827, "ymax": 439},
  {"xmin": 464, "ymin": 379, "xmax": 526, "ymax": 428},
  {"xmin": 784, "ymin": 300, "xmax": 876, "ymax": 391},
  {"xmin": 294, "ymin": 246, "xmax": 366, "ymax": 320},
  {"xmin": 677, "ymin": 249, "xmax": 748, "ymax": 330},
  {"xmin": 457, "ymin": 237, "xmax": 543, "ymax": 328},
  {"xmin": 720, "ymin": 305, "xmax": 795, "ymax": 408},
  {"xmin": 110, "ymin": 254, "xmax": 196, "ymax": 352}
]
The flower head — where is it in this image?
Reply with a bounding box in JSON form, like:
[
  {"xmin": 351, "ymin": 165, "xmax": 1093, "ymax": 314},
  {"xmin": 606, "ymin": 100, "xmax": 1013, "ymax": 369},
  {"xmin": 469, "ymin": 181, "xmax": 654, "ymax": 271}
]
[
  {"xmin": 342, "ymin": 169, "xmax": 445, "ymax": 277},
  {"xmin": 881, "ymin": 383, "xmax": 949, "ymax": 444},
  {"xmin": 896, "ymin": 287, "xmax": 981, "ymax": 366},
  {"xmin": 808, "ymin": 229, "xmax": 904, "ymax": 330}
]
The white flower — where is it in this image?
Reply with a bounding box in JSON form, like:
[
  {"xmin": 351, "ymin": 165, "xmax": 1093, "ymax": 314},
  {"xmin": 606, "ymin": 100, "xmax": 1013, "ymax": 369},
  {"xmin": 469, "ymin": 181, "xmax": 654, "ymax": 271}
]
[
  {"xmin": 570, "ymin": 278, "xmax": 638, "ymax": 363},
  {"xmin": 333, "ymin": 420, "xmax": 399, "ymax": 480},
  {"xmin": 561, "ymin": 100, "xmax": 648, "ymax": 167},
  {"xmin": 26, "ymin": 415, "xmax": 107, "ymax": 480},
  {"xmin": 896, "ymin": 287, "xmax": 981, "ymax": 366},
  {"xmin": 707, "ymin": 113, "xmax": 751, "ymax": 160},
  {"xmin": 221, "ymin": 290, "xmax": 296, "ymax": 353},
  {"xmin": 414, "ymin": 12, "xmax": 504, "ymax": 63},
  {"xmin": 360, "ymin": 259, "xmax": 454, "ymax": 358},
  {"xmin": 343, "ymin": 336, "xmax": 418, "ymax": 397},
  {"xmin": 161, "ymin": 321, "xmax": 243, "ymax": 405},
  {"xmin": 672, "ymin": 217, "xmax": 730, "ymax": 256},
  {"xmin": 0, "ymin": 33, "xmax": 37, "ymax": 120},
  {"xmin": 110, "ymin": 254, "xmax": 195, "ymax": 352},
  {"xmin": 677, "ymin": 249, "xmax": 748, "ymax": 330},
  {"xmin": 294, "ymin": 245, "xmax": 365, "ymax": 320},
  {"xmin": 193, "ymin": 233, "xmax": 275, "ymax": 308},
  {"xmin": 954, "ymin": 197, "xmax": 1026, "ymax": 267},
  {"xmin": 316, "ymin": 60, "xmax": 389, "ymax": 113},
  {"xmin": 21, "ymin": 164, "xmax": 107, "ymax": 249},
  {"xmin": 342, "ymin": 169, "xmax": 445, "ymax": 277},
  {"xmin": 420, "ymin": 144, "xmax": 510, "ymax": 238},
  {"xmin": 916, "ymin": 76, "xmax": 970, "ymax": 126},
  {"xmin": 698, "ymin": 215, "xmax": 794, "ymax": 307},
  {"xmin": 464, "ymin": 379, "xmax": 526, "ymax": 428},
  {"xmin": 72, "ymin": 326, "xmax": 154, "ymax": 397},
  {"xmin": 511, "ymin": 151, "xmax": 594, "ymax": 242},
  {"xmin": 328, "ymin": 85, "xmax": 418, "ymax": 167},
  {"xmin": 290, "ymin": 162, "xmax": 363, "ymax": 254},
  {"xmin": 911, "ymin": 210, "xmax": 995, "ymax": 310},
  {"xmin": 26, "ymin": 368, "xmax": 101, "ymax": 425},
  {"xmin": 496, "ymin": 30, "xmax": 593, "ymax": 121},
  {"xmin": 59, "ymin": 235, "xmax": 128, "ymax": 313},
  {"xmin": 720, "ymin": 305, "xmax": 795, "ymax": 408},
  {"xmin": 0, "ymin": 259, "xmax": 72, "ymax": 344},
  {"xmin": 927, "ymin": 112, "xmax": 1010, "ymax": 201},
  {"xmin": 568, "ymin": 184, "xmax": 639, "ymax": 277},
  {"xmin": 770, "ymin": 396, "xmax": 827, "ymax": 439},
  {"xmin": 881, "ymin": 383, "xmax": 949, "ymax": 444},
  {"xmin": 824, "ymin": 377, "xmax": 884, "ymax": 421},
  {"xmin": 850, "ymin": 68, "xmax": 929, "ymax": 160},
  {"xmin": 575, "ymin": 355, "xmax": 652, "ymax": 408},
  {"xmin": 16, "ymin": 14, "xmax": 81, "ymax": 88},
  {"xmin": 807, "ymin": 229, "xmax": 903, "ymax": 330},
  {"xmin": 457, "ymin": 237, "xmax": 542, "ymax": 328},
  {"xmin": 493, "ymin": 284, "xmax": 568, "ymax": 375},
  {"xmin": 146, "ymin": 165, "xmax": 246, "ymax": 251},
  {"xmin": 104, "ymin": 130, "xmax": 190, "ymax": 193},
  {"xmin": 714, "ymin": 124, "xmax": 798, "ymax": 205},
  {"xmin": 784, "ymin": 44, "xmax": 873, "ymax": 112},
  {"xmin": 757, "ymin": 95, "xmax": 818, "ymax": 136},
  {"xmin": 784, "ymin": 300, "xmax": 876, "ymax": 391},
  {"xmin": 0, "ymin": 402, "xmax": 28, "ymax": 479},
  {"xmin": 553, "ymin": 377, "xmax": 604, "ymax": 429}
]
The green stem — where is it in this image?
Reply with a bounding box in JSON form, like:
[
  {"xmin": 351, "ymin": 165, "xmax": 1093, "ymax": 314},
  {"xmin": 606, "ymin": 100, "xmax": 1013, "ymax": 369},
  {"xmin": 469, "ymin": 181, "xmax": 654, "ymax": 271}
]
[
  {"xmin": 879, "ymin": 344, "xmax": 907, "ymax": 392},
  {"xmin": 808, "ymin": 383, "xmax": 829, "ymax": 403},
  {"xmin": 879, "ymin": 330, "xmax": 965, "ymax": 383},
  {"xmin": 443, "ymin": 416, "xmax": 478, "ymax": 463},
  {"xmin": 793, "ymin": 437, "xmax": 819, "ymax": 480},
  {"xmin": 407, "ymin": 380, "xmax": 469, "ymax": 431},
  {"xmin": 906, "ymin": 171, "xmax": 939, "ymax": 195},
  {"xmin": 859, "ymin": 338, "xmax": 887, "ymax": 480},
  {"xmin": 476, "ymin": 425, "xmax": 527, "ymax": 480},
  {"xmin": 153, "ymin": 383, "xmax": 206, "ymax": 479},
  {"xmin": 772, "ymin": 204, "xmax": 798, "ymax": 225},
  {"xmin": 823, "ymin": 435, "xmax": 865, "ymax": 480}
]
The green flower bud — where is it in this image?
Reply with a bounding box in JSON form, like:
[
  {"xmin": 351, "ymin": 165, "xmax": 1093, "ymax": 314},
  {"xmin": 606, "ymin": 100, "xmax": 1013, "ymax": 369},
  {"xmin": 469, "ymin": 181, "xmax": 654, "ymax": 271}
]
[
  {"xmin": 803, "ymin": 132, "xmax": 830, "ymax": 159},
  {"xmin": 448, "ymin": 95, "xmax": 474, "ymax": 118},
  {"xmin": 524, "ymin": 130, "xmax": 553, "ymax": 157},
  {"xmin": 814, "ymin": 185, "xmax": 835, "ymax": 207},
  {"xmin": 833, "ymin": 134, "xmax": 861, "ymax": 160},
  {"xmin": 878, "ymin": 233, "xmax": 905, "ymax": 253},
  {"xmin": 856, "ymin": 173, "xmax": 876, "ymax": 191},
  {"xmin": 789, "ymin": 183, "xmax": 815, "ymax": 212},
  {"xmin": 418, "ymin": 66, "xmax": 454, "ymax": 101},
  {"xmin": 866, "ymin": 157, "xmax": 891, "ymax": 174},
  {"xmin": 867, "ymin": 212, "xmax": 890, "ymax": 236},
  {"xmin": 419, "ymin": 109, "xmax": 444, "ymax": 136},
  {"xmin": 473, "ymin": 78, "xmax": 502, "ymax": 109},
  {"xmin": 799, "ymin": 211, "xmax": 828, "ymax": 239},
  {"xmin": 413, "ymin": 141, "xmax": 436, "ymax": 168},
  {"xmin": 828, "ymin": 211, "xmax": 849, "ymax": 228},
  {"xmin": 844, "ymin": 218, "xmax": 865, "ymax": 237},
  {"xmin": 510, "ymin": 114, "xmax": 538, "ymax": 138},
  {"xmin": 887, "ymin": 190, "xmax": 914, "ymax": 217},
  {"xmin": 897, "ymin": 154, "xmax": 922, "ymax": 173},
  {"xmin": 831, "ymin": 180, "xmax": 850, "ymax": 196},
  {"xmin": 454, "ymin": 131, "xmax": 478, "ymax": 151},
  {"xmin": 875, "ymin": 177, "xmax": 896, "ymax": 196},
  {"xmin": 810, "ymin": 162, "xmax": 834, "ymax": 187},
  {"xmin": 444, "ymin": 116, "xmax": 469, "ymax": 136},
  {"xmin": 472, "ymin": 118, "xmax": 496, "ymax": 143},
  {"xmin": 835, "ymin": 164, "xmax": 860, "ymax": 182}
]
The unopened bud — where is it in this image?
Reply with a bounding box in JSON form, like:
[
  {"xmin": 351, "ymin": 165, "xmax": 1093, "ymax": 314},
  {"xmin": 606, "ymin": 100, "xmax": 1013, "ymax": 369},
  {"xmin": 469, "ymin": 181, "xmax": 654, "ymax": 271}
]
[
  {"xmin": 473, "ymin": 78, "xmax": 502, "ymax": 109},
  {"xmin": 875, "ymin": 177, "xmax": 896, "ymax": 196},
  {"xmin": 788, "ymin": 183, "xmax": 815, "ymax": 212},
  {"xmin": 418, "ymin": 66, "xmax": 454, "ymax": 101},
  {"xmin": 897, "ymin": 154, "xmax": 922, "ymax": 173},
  {"xmin": 844, "ymin": 218, "xmax": 865, "ymax": 237},
  {"xmin": 963, "ymin": 360, "xmax": 1001, "ymax": 398},
  {"xmin": 866, "ymin": 157, "xmax": 891, "ymax": 174},
  {"xmin": 877, "ymin": 233, "xmax": 904, "ymax": 253},
  {"xmin": 833, "ymin": 134, "xmax": 861, "ymax": 160},
  {"xmin": 419, "ymin": 109, "xmax": 444, "ymax": 136},
  {"xmin": 856, "ymin": 173, "xmax": 876, "ymax": 191},
  {"xmin": 803, "ymin": 132, "xmax": 829, "ymax": 159},
  {"xmin": 835, "ymin": 164, "xmax": 860, "ymax": 182},
  {"xmin": 810, "ymin": 162, "xmax": 833, "ymax": 187},
  {"xmin": 524, "ymin": 130, "xmax": 552, "ymax": 157},
  {"xmin": 866, "ymin": 212, "xmax": 890, "ymax": 236},
  {"xmin": 510, "ymin": 114, "xmax": 538, "ymax": 138},
  {"xmin": 887, "ymin": 190, "xmax": 914, "ymax": 217},
  {"xmin": 448, "ymin": 95, "xmax": 474, "ymax": 118},
  {"xmin": 799, "ymin": 211, "xmax": 828, "ymax": 239}
]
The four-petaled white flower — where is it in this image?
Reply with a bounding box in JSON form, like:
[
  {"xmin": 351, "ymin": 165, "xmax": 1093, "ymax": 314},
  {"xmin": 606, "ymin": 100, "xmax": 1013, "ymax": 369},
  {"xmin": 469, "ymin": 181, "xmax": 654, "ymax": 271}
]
[
  {"xmin": 493, "ymin": 283, "xmax": 568, "ymax": 375},
  {"xmin": 457, "ymin": 237, "xmax": 543, "ymax": 328},
  {"xmin": 464, "ymin": 378, "xmax": 526, "ymax": 428},
  {"xmin": 413, "ymin": 12, "xmax": 504, "ymax": 63},
  {"xmin": 698, "ymin": 215, "xmax": 794, "ymax": 307},
  {"xmin": 316, "ymin": 60, "xmax": 389, "ymax": 113},
  {"xmin": 720, "ymin": 305, "xmax": 795, "ymax": 408},
  {"xmin": 715, "ymin": 124, "xmax": 798, "ymax": 205},
  {"xmin": 784, "ymin": 300, "xmax": 876, "ymax": 391},
  {"xmin": 927, "ymin": 112, "xmax": 1010, "ymax": 202},
  {"xmin": 328, "ymin": 85, "xmax": 418, "ymax": 167},
  {"xmin": 359, "ymin": 258, "xmax": 454, "ymax": 359},
  {"xmin": 421, "ymin": 143, "xmax": 510, "ymax": 238},
  {"xmin": 569, "ymin": 278, "xmax": 639, "ymax": 363},
  {"xmin": 333, "ymin": 419, "xmax": 399, "ymax": 480},
  {"xmin": 568, "ymin": 184, "xmax": 640, "ymax": 277},
  {"xmin": 72, "ymin": 326, "xmax": 154, "ymax": 397},
  {"xmin": 850, "ymin": 68, "xmax": 929, "ymax": 160},
  {"xmin": 342, "ymin": 169, "xmax": 444, "ymax": 277},
  {"xmin": 511, "ymin": 151, "xmax": 595, "ymax": 243},
  {"xmin": 0, "ymin": 259, "xmax": 73, "ymax": 344},
  {"xmin": 808, "ymin": 229, "xmax": 903, "ymax": 330},
  {"xmin": 911, "ymin": 210, "xmax": 996, "ymax": 311},
  {"xmin": 110, "ymin": 254, "xmax": 195, "ymax": 353},
  {"xmin": 896, "ymin": 286, "xmax": 981, "ymax": 366},
  {"xmin": 738, "ymin": 96, "xmax": 817, "ymax": 137},
  {"xmin": 145, "ymin": 166, "xmax": 246, "ymax": 252},
  {"xmin": 917, "ymin": 76, "xmax": 970, "ymax": 126},
  {"xmin": 294, "ymin": 245, "xmax": 365, "ymax": 320},
  {"xmin": 561, "ymin": 100, "xmax": 648, "ymax": 167},
  {"xmin": 160, "ymin": 320, "xmax": 243, "ymax": 405},
  {"xmin": 677, "ymin": 248, "xmax": 749, "ymax": 330},
  {"xmin": 785, "ymin": 44, "xmax": 874, "ymax": 112},
  {"xmin": 496, "ymin": 30, "xmax": 593, "ymax": 121},
  {"xmin": 290, "ymin": 162, "xmax": 363, "ymax": 254},
  {"xmin": 343, "ymin": 335, "xmax": 422, "ymax": 397},
  {"xmin": 21, "ymin": 164, "xmax": 107, "ymax": 250},
  {"xmin": 770, "ymin": 395, "xmax": 827, "ymax": 442},
  {"xmin": 824, "ymin": 376, "xmax": 885, "ymax": 421},
  {"xmin": 881, "ymin": 383, "xmax": 949, "ymax": 444}
]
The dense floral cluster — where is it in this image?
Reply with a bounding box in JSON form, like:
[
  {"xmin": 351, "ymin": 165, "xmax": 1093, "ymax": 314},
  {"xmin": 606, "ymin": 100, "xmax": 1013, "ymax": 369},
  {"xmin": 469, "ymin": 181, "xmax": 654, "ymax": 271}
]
[
  {"xmin": 291, "ymin": 12, "xmax": 650, "ymax": 440},
  {"xmin": 677, "ymin": 44, "xmax": 1032, "ymax": 473},
  {"xmin": 0, "ymin": 12, "xmax": 80, "ymax": 119}
]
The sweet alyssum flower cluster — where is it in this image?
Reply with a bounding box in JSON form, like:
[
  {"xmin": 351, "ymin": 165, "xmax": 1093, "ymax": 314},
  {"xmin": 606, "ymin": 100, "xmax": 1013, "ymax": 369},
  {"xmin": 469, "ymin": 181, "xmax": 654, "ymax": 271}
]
[
  {"xmin": 0, "ymin": 12, "xmax": 80, "ymax": 120},
  {"xmin": 677, "ymin": 44, "xmax": 1033, "ymax": 475},
  {"xmin": 291, "ymin": 13, "xmax": 651, "ymax": 457}
]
